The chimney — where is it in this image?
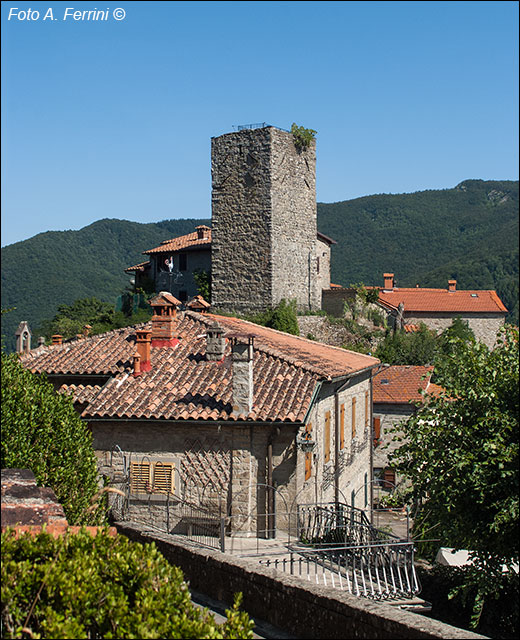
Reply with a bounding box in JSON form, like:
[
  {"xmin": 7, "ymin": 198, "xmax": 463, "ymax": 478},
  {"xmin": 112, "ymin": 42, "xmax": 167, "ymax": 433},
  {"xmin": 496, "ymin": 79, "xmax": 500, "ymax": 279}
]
[
  {"xmin": 383, "ymin": 273, "xmax": 394, "ymax": 291},
  {"xmin": 232, "ymin": 336, "xmax": 254, "ymax": 415},
  {"xmin": 196, "ymin": 225, "xmax": 209, "ymax": 240},
  {"xmin": 38, "ymin": 336, "xmax": 46, "ymax": 347},
  {"xmin": 135, "ymin": 330, "xmax": 152, "ymax": 372},
  {"xmin": 149, "ymin": 292, "xmax": 181, "ymax": 347},
  {"xmin": 51, "ymin": 334, "xmax": 63, "ymax": 346},
  {"xmin": 15, "ymin": 321, "xmax": 32, "ymax": 354},
  {"xmin": 83, "ymin": 324, "xmax": 92, "ymax": 337},
  {"xmin": 206, "ymin": 321, "xmax": 226, "ymax": 361},
  {"xmin": 448, "ymin": 279, "xmax": 457, "ymax": 292}
]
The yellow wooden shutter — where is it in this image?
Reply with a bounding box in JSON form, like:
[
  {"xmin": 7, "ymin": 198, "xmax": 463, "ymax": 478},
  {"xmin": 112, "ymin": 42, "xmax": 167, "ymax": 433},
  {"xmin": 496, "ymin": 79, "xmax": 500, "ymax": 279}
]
[
  {"xmin": 153, "ymin": 463, "xmax": 175, "ymax": 494},
  {"xmin": 352, "ymin": 397, "xmax": 356, "ymax": 438},
  {"xmin": 305, "ymin": 423, "xmax": 312, "ymax": 480},
  {"xmin": 130, "ymin": 462, "xmax": 151, "ymax": 493},
  {"xmin": 324, "ymin": 411, "xmax": 331, "ymax": 463}
]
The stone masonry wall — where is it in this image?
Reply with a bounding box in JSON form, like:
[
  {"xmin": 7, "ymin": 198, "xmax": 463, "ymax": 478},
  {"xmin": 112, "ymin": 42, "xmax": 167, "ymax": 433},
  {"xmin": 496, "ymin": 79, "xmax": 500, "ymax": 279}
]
[
  {"xmin": 92, "ymin": 420, "xmax": 299, "ymax": 535},
  {"xmin": 269, "ymin": 129, "xmax": 319, "ymax": 310},
  {"xmin": 404, "ymin": 313, "xmax": 505, "ymax": 349},
  {"xmin": 211, "ymin": 126, "xmax": 319, "ymax": 313},
  {"xmin": 373, "ymin": 403, "xmax": 415, "ymax": 488},
  {"xmin": 211, "ymin": 128, "xmax": 274, "ymax": 312},
  {"xmin": 116, "ymin": 521, "xmax": 487, "ymax": 640}
]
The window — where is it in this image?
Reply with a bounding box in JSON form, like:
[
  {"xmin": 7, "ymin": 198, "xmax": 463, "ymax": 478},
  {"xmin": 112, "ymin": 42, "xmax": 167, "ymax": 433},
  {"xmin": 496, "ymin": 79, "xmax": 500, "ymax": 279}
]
[
  {"xmin": 305, "ymin": 422, "xmax": 312, "ymax": 481},
  {"xmin": 364, "ymin": 472, "xmax": 368, "ymax": 507},
  {"xmin": 374, "ymin": 467, "xmax": 384, "ymax": 487},
  {"xmin": 178, "ymin": 290, "xmax": 188, "ymax": 302},
  {"xmin": 373, "ymin": 416, "xmax": 381, "ymax": 447},
  {"xmin": 351, "ymin": 397, "xmax": 356, "ymax": 438},
  {"xmin": 316, "ymin": 257, "xmax": 320, "ymax": 274},
  {"xmin": 179, "ymin": 253, "xmax": 187, "ymax": 271},
  {"xmin": 130, "ymin": 461, "xmax": 175, "ymax": 495},
  {"xmin": 383, "ymin": 468, "xmax": 395, "ymax": 490},
  {"xmin": 351, "ymin": 489, "xmax": 355, "ymax": 508},
  {"xmin": 340, "ymin": 403, "xmax": 345, "ymax": 449},
  {"xmin": 324, "ymin": 411, "xmax": 331, "ymax": 464}
]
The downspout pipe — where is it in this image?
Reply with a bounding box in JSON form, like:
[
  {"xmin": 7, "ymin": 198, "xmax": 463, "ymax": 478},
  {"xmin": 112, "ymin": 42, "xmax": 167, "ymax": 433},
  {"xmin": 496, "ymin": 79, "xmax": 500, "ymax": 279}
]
[
  {"xmin": 334, "ymin": 377, "xmax": 355, "ymax": 506},
  {"xmin": 267, "ymin": 426, "xmax": 280, "ymax": 539}
]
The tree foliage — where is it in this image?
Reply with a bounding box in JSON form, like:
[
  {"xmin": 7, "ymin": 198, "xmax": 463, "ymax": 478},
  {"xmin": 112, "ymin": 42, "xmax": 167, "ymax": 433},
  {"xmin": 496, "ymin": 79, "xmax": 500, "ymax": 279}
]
[
  {"xmin": 1, "ymin": 353, "xmax": 103, "ymax": 525},
  {"xmin": 389, "ymin": 326, "xmax": 519, "ymax": 628},
  {"xmin": 1, "ymin": 528, "xmax": 254, "ymax": 639},
  {"xmin": 290, "ymin": 123, "xmax": 316, "ymax": 151},
  {"xmin": 193, "ymin": 269, "xmax": 212, "ymax": 303},
  {"xmin": 246, "ymin": 299, "xmax": 300, "ymax": 336},
  {"xmin": 375, "ymin": 323, "xmax": 439, "ymax": 365}
]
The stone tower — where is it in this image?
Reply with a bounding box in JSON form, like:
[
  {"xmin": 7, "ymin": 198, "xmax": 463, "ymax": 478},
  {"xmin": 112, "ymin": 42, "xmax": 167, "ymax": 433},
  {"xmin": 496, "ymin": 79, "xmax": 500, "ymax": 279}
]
[{"xmin": 211, "ymin": 125, "xmax": 320, "ymax": 313}]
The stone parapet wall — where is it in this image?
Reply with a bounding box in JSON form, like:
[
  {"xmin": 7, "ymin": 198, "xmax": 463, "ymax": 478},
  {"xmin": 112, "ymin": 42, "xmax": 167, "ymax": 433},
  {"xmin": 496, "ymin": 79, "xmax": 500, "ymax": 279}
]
[{"xmin": 116, "ymin": 521, "xmax": 487, "ymax": 640}]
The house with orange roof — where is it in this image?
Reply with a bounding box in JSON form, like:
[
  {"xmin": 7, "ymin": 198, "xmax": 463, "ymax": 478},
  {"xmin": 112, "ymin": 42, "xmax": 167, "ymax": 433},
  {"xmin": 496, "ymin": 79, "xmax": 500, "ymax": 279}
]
[
  {"xmin": 372, "ymin": 365, "xmax": 443, "ymax": 493},
  {"xmin": 125, "ymin": 225, "xmax": 212, "ymax": 303},
  {"xmin": 376, "ymin": 273, "xmax": 507, "ymax": 348},
  {"xmin": 21, "ymin": 293, "xmax": 380, "ymax": 535}
]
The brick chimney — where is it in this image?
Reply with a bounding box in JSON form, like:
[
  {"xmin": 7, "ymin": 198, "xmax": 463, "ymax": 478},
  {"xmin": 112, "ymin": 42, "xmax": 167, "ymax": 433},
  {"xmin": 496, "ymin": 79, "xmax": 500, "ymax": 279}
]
[
  {"xmin": 206, "ymin": 321, "xmax": 226, "ymax": 361},
  {"xmin": 383, "ymin": 273, "xmax": 394, "ymax": 291},
  {"xmin": 232, "ymin": 336, "xmax": 254, "ymax": 415},
  {"xmin": 51, "ymin": 335, "xmax": 63, "ymax": 346},
  {"xmin": 448, "ymin": 279, "xmax": 457, "ymax": 292},
  {"xmin": 196, "ymin": 225, "xmax": 210, "ymax": 240},
  {"xmin": 38, "ymin": 337, "xmax": 45, "ymax": 347},
  {"xmin": 135, "ymin": 330, "xmax": 152, "ymax": 372},
  {"xmin": 149, "ymin": 292, "xmax": 181, "ymax": 347}
]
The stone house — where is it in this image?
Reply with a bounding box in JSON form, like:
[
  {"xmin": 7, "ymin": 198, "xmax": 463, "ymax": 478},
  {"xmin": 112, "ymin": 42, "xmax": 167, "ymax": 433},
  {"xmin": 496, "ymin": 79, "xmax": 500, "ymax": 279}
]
[
  {"xmin": 126, "ymin": 125, "xmax": 336, "ymax": 312},
  {"xmin": 372, "ymin": 365, "xmax": 443, "ymax": 493},
  {"xmin": 125, "ymin": 225, "xmax": 212, "ymax": 303},
  {"xmin": 322, "ymin": 273, "xmax": 508, "ymax": 348},
  {"xmin": 21, "ymin": 293, "xmax": 379, "ymax": 536},
  {"xmin": 376, "ymin": 273, "xmax": 507, "ymax": 348}
]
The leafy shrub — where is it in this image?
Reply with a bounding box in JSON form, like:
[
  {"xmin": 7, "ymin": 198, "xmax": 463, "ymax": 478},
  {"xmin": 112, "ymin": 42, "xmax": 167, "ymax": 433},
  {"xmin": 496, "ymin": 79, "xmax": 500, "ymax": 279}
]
[
  {"xmin": 290, "ymin": 123, "xmax": 317, "ymax": 151},
  {"xmin": 193, "ymin": 269, "xmax": 211, "ymax": 303},
  {"xmin": 245, "ymin": 299, "xmax": 300, "ymax": 336},
  {"xmin": 1, "ymin": 353, "xmax": 103, "ymax": 525},
  {"xmin": 1, "ymin": 528, "xmax": 254, "ymax": 639}
]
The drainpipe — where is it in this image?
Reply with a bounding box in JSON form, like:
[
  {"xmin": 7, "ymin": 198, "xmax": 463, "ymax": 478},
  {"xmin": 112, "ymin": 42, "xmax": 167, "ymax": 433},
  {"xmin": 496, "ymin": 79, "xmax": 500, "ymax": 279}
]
[
  {"xmin": 334, "ymin": 377, "xmax": 355, "ymax": 506},
  {"xmin": 267, "ymin": 426, "xmax": 280, "ymax": 539}
]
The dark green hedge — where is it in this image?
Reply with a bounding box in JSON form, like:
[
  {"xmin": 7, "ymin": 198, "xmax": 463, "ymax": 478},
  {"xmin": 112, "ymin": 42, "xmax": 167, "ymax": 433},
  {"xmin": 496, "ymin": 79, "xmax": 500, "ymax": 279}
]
[{"xmin": 1, "ymin": 528, "xmax": 254, "ymax": 639}]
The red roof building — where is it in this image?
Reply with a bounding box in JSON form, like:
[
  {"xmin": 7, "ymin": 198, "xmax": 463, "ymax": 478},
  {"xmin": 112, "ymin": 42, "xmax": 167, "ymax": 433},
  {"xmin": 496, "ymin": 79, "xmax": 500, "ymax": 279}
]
[{"xmin": 21, "ymin": 295, "xmax": 379, "ymax": 530}]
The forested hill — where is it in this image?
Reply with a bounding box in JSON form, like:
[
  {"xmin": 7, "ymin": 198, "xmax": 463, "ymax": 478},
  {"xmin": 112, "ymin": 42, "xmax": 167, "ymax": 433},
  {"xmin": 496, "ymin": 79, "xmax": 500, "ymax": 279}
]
[
  {"xmin": 319, "ymin": 179, "xmax": 518, "ymax": 323},
  {"xmin": 1, "ymin": 179, "xmax": 518, "ymax": 351}
]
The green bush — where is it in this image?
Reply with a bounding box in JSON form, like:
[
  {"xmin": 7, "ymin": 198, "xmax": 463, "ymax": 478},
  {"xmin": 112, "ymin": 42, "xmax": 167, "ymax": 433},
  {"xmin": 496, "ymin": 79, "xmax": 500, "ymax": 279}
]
[
  {"xmin": 1, "ymin": 353, "xmax": 103, "ymax": 525},
  {"xmin": 1, "ymin": 528, "xmax": 254, "ymax": 639}
]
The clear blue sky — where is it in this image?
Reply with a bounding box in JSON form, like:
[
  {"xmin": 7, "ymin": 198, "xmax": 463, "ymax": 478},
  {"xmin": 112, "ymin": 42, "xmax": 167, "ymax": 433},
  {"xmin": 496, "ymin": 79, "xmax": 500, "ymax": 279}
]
[{"xmin": 1, "ymin": 1, "xmax": 518, "ymax": 247}]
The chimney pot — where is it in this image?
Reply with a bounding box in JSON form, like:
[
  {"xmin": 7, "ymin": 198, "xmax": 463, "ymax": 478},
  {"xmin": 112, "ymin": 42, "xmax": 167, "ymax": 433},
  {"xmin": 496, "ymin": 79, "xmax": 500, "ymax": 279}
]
[
  {"xmin": 448, "ymin": 279, "xmax": 457, "ymax": 292},
  {"xmin": 51, "ymin": 334, "xmax": 63, "ymax": 345},
  {"xmin": 383, "ymin": 273, "xmax": 394, "ymax": 291},
  {"xmin": 38, "ymin": 336, "xmax": 46, "ymax": 347},
  {"xmin": 133, "ymin": 353, "xmax": 142, "ymax": 376}
]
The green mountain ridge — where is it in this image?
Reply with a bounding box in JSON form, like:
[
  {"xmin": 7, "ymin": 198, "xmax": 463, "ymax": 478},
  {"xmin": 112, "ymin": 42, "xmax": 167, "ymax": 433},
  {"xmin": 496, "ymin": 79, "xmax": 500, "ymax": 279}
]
[{"xmin": 2, "ymin": 180, "xmax": 518, "ymax": 352}]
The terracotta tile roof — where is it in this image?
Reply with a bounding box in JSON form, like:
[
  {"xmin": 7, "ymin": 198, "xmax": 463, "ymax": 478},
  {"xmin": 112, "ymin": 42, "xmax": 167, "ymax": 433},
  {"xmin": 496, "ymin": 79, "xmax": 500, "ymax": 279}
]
[
  {"xmin": 58, "ymin": 383, "xmax": 103, "ymax": 405},
  {"xmin": 373, "ymin": 365, "xmax": 442, "ymax": 404},
  {"xmin": 403, "ymin": 324, "xmax": 420, "ymax": 333},
  {"xmin": 21, "ymin": 312, "xmax": 379, "ymax": 424},
  {"xmin": 124, "ymin": 260, "xmax": 151, "ymax": 273},
  {"xmin": 378, "ymin": 288, "xmax": 507, "ymax": 314},
  {"xmin": 144, "ymin": 227, "xmax": 212, "ymax": 254}
]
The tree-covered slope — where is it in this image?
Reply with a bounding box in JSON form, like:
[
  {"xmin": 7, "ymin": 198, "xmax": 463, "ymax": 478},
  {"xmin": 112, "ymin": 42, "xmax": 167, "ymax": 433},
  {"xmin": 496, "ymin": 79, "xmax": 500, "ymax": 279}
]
[
  {"xmin": 1, "ymin": 218, "xmax": 209, "ymax": 351},
  {"xmin": 317, "ymin": 180, "xmax": 518, "ymax": 323},
  {"xmin": 2, "ymin": 179, "xmax": 517, "ymax": 352}
]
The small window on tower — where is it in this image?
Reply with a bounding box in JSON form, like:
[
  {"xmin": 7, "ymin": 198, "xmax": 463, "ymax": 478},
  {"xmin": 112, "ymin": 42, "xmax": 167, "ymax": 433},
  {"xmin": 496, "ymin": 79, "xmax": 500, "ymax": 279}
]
[{"xmin": 179, "ymin": 253, "xmax": 187, "ymax": 271}]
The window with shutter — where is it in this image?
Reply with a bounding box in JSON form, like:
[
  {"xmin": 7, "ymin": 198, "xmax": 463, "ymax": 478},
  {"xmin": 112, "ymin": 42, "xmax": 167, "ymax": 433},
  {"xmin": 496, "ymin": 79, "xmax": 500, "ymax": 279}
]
[
  {"xmin": 324, "ymin": 411, "xmax": 331, "ymax": 464},
  {"xmin": 373, "ymin": 416, "xmax": 381, "ymax": 447},
  {"xmin": 153, "ymin": 463, "xmax": 175, "ymax": 494},
  {"xmin": 384, "ymin": 468, "xmax": 395, "ymax": 489},
  {"xmin": 130, "ymin": 462, "xmax": 151, "ymax": 493},
  {"xmin": 305, "ymin": 422, "xmax": 312, "ymax": 481},
  {"xmin": 351, "ymin": 397, "xmax": 357, "ymax": 438}
]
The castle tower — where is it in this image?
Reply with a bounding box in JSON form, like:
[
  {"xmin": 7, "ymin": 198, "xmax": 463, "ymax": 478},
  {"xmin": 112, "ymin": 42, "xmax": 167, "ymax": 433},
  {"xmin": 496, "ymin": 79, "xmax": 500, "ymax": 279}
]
[{"xmin": 211, "ymin": 125, "xmax": 320, "ymax": 313}]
